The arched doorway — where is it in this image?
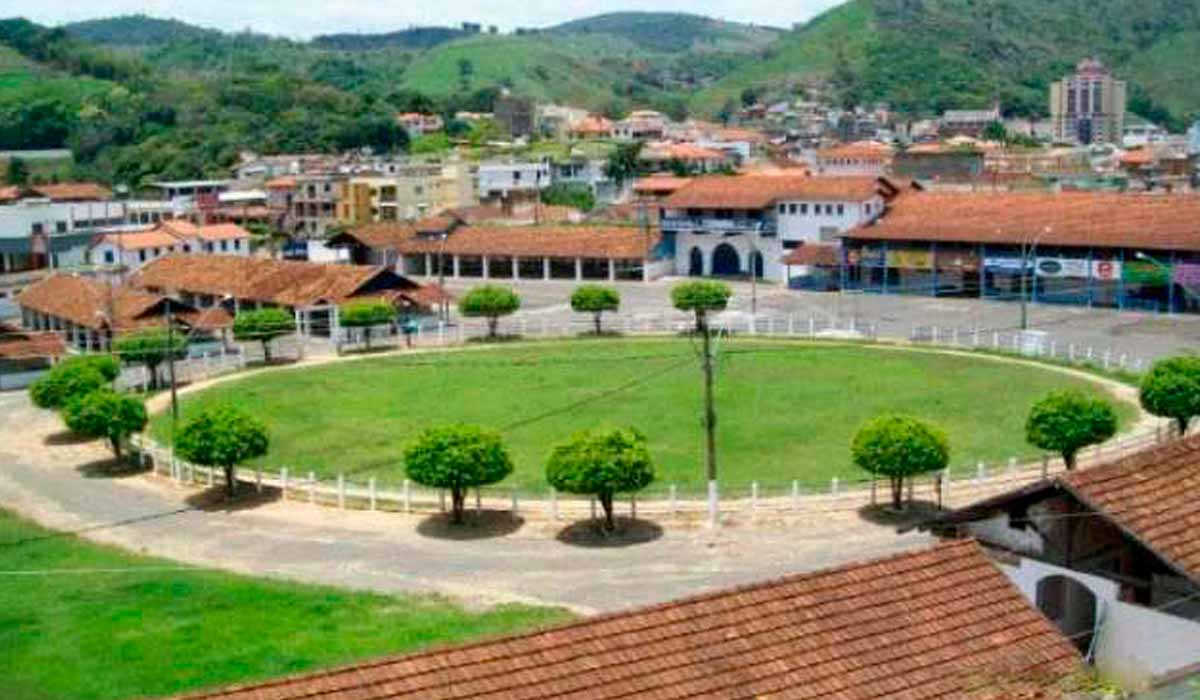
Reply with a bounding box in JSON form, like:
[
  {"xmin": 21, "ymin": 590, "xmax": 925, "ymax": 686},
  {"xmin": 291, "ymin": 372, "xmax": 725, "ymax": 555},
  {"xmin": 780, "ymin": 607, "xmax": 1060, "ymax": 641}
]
[
  {"xmin": 1036, "ymin": 575, "xmax": 1098, "ymax": 654},
  {"xmin": 751, "ymin": 251, "xmax": 764, "ymax": 279},
  {"xmin": 711, "ymin": 243, "xmax": 741, "ymax": 277},
  {"xmin": 688, "ymin": 247, "xmax": 704, "ymax": 276}
]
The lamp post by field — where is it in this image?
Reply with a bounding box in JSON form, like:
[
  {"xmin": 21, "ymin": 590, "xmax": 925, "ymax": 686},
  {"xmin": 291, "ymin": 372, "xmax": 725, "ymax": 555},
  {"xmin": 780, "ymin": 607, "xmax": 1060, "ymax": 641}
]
[{"xmin": 1019, "ymin": 226, "xmax": 1051, "ymax": 331}]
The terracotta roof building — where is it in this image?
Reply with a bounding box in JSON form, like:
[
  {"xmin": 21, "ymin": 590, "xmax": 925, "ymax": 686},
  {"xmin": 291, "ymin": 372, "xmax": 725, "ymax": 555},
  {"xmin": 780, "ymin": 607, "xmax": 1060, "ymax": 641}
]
[
  {"xmin": 0, "ymin": 182, "xmax": 114, "ymax": 203},
  {"xmin": 816, "ymin": 141, "xmax": 895, "ymax": 176},
  {"xmin": 173, "ymin": 541, "xmax": 1080, "ymax": 700},
  {"xmin": 0, "ymin": 322, "xmax": 66, "ymax": 389},
  {"xmin": 90, "ymin": 221, "xmax": 252, "ymax": 273},
  {"xmin": 921, "ymin": 433, "xmax": 1200, "ymax": 685},
  {"xmin": 639, "ymin": 143, "xmax": 733, "ymax": 172},
  {"xmin": 841, "ymin": 190, "xmax": 1200, "ymax": 313},
  {"xmin": 663, "ymin": 175, "xmax": 895, "ymax": 211},
  {"xmin": 331, "ymin": 223, "xmax": 664, "ymax": 283},
  {"xmin": 15, "ymin": 273, "xmax": 230, "ymax": 351}
]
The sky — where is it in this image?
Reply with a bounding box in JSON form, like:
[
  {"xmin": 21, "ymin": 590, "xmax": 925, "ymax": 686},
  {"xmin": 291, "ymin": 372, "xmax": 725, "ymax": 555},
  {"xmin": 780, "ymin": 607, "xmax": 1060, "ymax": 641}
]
[{"xmin": 0, "ymin": 0, "xmax": 844, "ymax": 38}]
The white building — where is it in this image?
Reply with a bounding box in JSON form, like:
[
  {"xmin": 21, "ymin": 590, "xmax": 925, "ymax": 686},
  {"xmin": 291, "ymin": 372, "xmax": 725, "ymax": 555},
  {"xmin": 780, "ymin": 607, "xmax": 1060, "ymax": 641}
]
[
  {"xmin": 660, "ymin": 175, "xmax": 899, "ymax": 283},
  {"xmin": 477, "ymin": 161, "xmax": 551, "ymax": 202},
  {"xmin": 613, "ymin": 110, "xmax": 667, "ymax": 141},
  {"xmin": 89, "ymin": 220, "xmax": 251, "ymax": 273}
]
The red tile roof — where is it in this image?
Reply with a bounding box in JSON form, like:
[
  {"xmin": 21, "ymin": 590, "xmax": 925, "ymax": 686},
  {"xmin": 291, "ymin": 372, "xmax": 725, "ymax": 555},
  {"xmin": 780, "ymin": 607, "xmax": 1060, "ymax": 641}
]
[
  {"xmin": 641, "ymin": 143, "xmax": 729, "ymax": 163},
  {"xmin": 782, "ymin": 243, "xmax": 841, "ymax": 267},
  {"xmin": 340, "ymin": 223, "xmax": 657, "ymax": 260},
  {"xmin": 664, "ymin": 175, "xmax": 888, "ymax": 210},
  {"xmin": 174, "ymin": 541, "xmax": 1079, "ymax": 700},
  {"xmin": 195, "ymin": 223, "xmax": 250, "ymax": 242},
  {"xmin": 818, "ymin": 141, "xmax": 895, "ymax": 161},
  {"xmin": 93, "ymin": 229, "xmax": 187, "ymax": 252},
  {"xmin": 633, "ymin": 175, "xmax": 691, "ymax": 195},
  {"xmin": 17, "ymin": 274, "xmax": 166, "ymax": 331},
  {"xmin": 849, "ymin": 191, "xmax": 1200, "ymax": 252},
  {"xmin": 132, "ymin": 255, "xmax": 433, "ymax": 310},
  {"xmin": 30, "ymin": 183, "xmax": 112, "ymax": 201},
  {"xmin": 1061, "ymin": 433, "xmax": 1200, "ymax": 585},
  {"xmin": 0, "ymin": 323, "xmax": 66, "ymax": 360}
]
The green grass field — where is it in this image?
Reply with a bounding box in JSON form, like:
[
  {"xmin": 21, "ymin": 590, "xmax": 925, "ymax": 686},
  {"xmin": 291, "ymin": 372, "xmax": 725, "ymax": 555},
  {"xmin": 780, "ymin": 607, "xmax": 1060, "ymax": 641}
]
[
  {"xmin": 0, "ymin": 509, "xmax": 569, "ymax": 700},
  {"xmin": 152, "ymin": 339, "xmax": 1136, "ymax": 492}
]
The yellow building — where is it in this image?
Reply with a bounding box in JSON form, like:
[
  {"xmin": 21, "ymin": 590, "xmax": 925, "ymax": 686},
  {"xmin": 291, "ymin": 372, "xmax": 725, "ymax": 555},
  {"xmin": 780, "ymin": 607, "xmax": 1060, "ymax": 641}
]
[{"xmin": 336, "ymin": 161, "xmax": 477, "ymax": 225}]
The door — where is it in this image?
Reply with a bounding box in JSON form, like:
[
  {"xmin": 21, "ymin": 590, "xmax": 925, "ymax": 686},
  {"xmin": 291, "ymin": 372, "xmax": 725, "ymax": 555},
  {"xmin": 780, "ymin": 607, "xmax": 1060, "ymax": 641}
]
[
  {"xmin": 711, "ymin": 243, "xmax": 741, "ymax": 277},
  {"xmin": 1036, "ymin": 575, "xmax": 1098, "ymax": 655},
  {"xmin": 688, "ymin": 247, "xmax": 704, "ymax": 276}
]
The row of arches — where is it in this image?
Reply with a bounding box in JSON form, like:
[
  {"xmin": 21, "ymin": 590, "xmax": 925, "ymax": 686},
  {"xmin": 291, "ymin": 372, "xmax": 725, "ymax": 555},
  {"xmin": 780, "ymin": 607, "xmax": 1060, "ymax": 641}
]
[{"xmin": 687, "ymin": 244, "xmax": 764, "ymax": 279}]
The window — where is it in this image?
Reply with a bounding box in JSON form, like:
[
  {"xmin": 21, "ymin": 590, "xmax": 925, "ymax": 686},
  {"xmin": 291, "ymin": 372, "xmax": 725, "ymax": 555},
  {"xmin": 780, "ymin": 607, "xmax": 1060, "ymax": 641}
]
[
  {"xmin": 778, "ymin": 204, "xmax": 786, "ymax": 215},
  {"xmin": 138, "ymin": 250, "xmax": 146, "ymax": 262},
  {"xmin": 789, "ymin": 204, "xmax": 798, "ymax": 215},
  {"xmin": 183, "ymin": 244, "xmax": 191, "ymax": 253},
  {"xmin": 56, "ymin": 221, "xmax": 67, "ymax": 234},
  {"xmin": 233, "ymin": 239, "xmax": 241, "ymax": 250},
  {"xmin": 221, "ymin": 240, "xmax": 228, "ymax": 252},
  {"xmin": 800, "ymin": 203, "xmax": 808, "ymax": 215},
  {"xmin": 837, "ymin": 204, "xmax": 845, "ymax": 216},
  {"xmin": 153, "ymin": 248, "xmax": 161, "ymax": 257},
  {"xmin": 865, "ymin": 203, "xmax": 872, "ymax": 215},
  {"xmin": 104, "ymin": 250, "xmax": 115, "ymax": 264}
]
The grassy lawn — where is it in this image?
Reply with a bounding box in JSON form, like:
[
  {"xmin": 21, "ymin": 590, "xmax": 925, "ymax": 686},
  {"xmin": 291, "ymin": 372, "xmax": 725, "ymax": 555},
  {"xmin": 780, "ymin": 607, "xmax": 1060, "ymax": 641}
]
[
  {"xmin": 152, "ymin": 339, "xmax": 1137, "ymax": 493},
  {"xmin": 0, "ymin": 509, "xmax": 570, "ymax": 700}
]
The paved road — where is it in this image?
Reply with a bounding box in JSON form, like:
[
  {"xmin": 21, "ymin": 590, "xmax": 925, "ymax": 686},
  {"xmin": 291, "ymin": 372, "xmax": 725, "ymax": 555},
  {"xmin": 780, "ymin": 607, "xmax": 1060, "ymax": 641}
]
[{"xmin": 0, "ymin": 392, "xmax": 931, "ymax": 614}]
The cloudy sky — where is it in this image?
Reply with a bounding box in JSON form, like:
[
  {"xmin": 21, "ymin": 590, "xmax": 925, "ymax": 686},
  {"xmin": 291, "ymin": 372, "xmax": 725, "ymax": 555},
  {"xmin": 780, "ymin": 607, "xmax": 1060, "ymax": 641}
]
[{"xmin": 1, "ymin": 0, "xmax": 844, "ymax": 38}]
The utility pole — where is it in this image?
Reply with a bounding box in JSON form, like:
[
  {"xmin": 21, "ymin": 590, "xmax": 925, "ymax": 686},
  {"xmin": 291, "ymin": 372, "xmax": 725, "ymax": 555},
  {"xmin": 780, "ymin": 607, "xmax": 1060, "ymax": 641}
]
[
  {"xmin": 438, "ymin": 232, "xmax": 449, "ymax": 323},
  {"xmin": 167, "ymin": 303, "xmax": 179, "ymax": 424},
  {"xmin": 700, "ymin": 308, "xmax": 718, "ymax": 527},
  {"xmin": 749, "ymin": 236, "xmax": 758, "ymax": 317},
  {"xmin": 1019, "ymin": 239, "xmax": 1030, "ymax": 331}
]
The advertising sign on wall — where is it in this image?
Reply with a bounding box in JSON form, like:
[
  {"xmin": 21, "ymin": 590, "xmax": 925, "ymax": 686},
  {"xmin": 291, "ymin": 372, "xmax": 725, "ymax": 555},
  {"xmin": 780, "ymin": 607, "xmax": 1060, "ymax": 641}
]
[
  {"xmin": 1122, "ymin": 261, "xmax": 1172, "ymax": 286},
  {"xmin": 983, "ymin": 256, "xmax": 1030, "ymax": 272},
  {"xmin": 1035, "ymin": 257, "xmax": 1089, "ymax": 277},
  {"xmin": 887, "ymin": 249, "xmax": 934, "ymax": 269},
  {"xmin": 1091, "ymin": 259, "xmax": 1122, "ymax": 281},
  {"xmin": 849, "ymin": 245, "xmax": 887, "ymax": 267},
  {"xmin": 934, "ymin": 248, "xmax": 981, "ymax": 271}
]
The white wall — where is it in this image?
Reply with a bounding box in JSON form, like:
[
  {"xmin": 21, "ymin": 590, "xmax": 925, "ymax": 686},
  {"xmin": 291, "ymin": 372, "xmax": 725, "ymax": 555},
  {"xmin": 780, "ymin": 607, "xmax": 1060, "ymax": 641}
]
[
  {"xmin": 674, "ymin": 232, "xmax": 784, "ymax": 282},
  {"xmin": 1095, "ymin": 600, "xmax": 1200, "ymax": 689},
  {"xmin": 774, "ymin": 196, "xmax": 882, "ymax": 245},
  {"xmin": 478, "ymin": 163, "xmax": 550, "ymax": 196}
]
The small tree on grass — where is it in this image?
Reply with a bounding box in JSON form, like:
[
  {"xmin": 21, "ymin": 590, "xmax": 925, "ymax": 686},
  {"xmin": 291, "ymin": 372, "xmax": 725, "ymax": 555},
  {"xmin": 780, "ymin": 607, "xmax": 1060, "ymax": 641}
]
[
  {"xmin": 459, "ymin": 285, "xmax": 520, "ymax": 339},
  {"xmin": 175, "ymin": 405, "xmax": 269, "ymax": 499},
  {"xmin": 115, "ymin": 328, "xmax": 187, "ymax": 390},
  {"xmin": 571, "ymin": 285, "xmax": 620, "ymax": 335},
  {"xmin": 339, "ymin": 300, "xmax": 395, "ymax": 350},
  {"xmin": 1139, "ymin": 356, "xmax": 1200, "ymax": 436},
  {"xmin": 29, "ymin": 362, "xmax": 106, "ymax": 410},
  {"xmin": 852, "ymin": 414, "xmax": 950, "ymax": 510},
  {"xmin": 671, "ymin": 281, "xmax": 732, "ymax": 334},
  {"xmin": 546, "ymin": 428, "xmax": 655, "ymax": 532},
  {"xmin": 1026, "ymin": 390, "xmax": 1117, "ymax": 470},
  {"xmin": 63, "ymin": 389, "xmax": 147, "ymax": 460},
  {"xmin": 404, "ymin": 425, "xmax": 513, "ymax": 524},
  {"xmin": 233, "ymin": 308, "xmax": 296, "ymax": 363}
]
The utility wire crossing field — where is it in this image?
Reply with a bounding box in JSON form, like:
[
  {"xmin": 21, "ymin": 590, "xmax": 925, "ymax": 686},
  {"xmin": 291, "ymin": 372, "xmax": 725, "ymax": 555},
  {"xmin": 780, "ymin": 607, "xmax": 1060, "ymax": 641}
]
[
  {"xmin": 153, "ymin": 339, "xmax": 1137, "ymax": 491},
  {"xmin": 0, "ymin": 509, "xmax": 570, "ymax": 700}
]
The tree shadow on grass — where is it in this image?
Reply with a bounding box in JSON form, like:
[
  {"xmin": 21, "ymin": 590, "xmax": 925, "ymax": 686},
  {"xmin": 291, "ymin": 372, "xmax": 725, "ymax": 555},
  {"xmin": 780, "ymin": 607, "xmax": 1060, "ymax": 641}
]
[
  {"xmin": 856, "ymin": 500, "xmax": 944, "ymax": 531},
  {"xmin": 43, "ymin": 430, "xmax": 93, "ymax": 447},
  {"xmin": 76, "ymin": 456, "xmax": 150, "ymax": 480},
  {"xmin": 555, "ymin": 517, "xmax": 664, "ymax": 549},
  {"xmin": 415, "ymin": 510, "xmax": 525, "ymax": 541},
  {"xmin": 183, "ymin": 482, "xmax": 282, "ymax": 513},
  {"xmin": 466, "ymin": 334, "xmax": 524, "ymax": 345}
]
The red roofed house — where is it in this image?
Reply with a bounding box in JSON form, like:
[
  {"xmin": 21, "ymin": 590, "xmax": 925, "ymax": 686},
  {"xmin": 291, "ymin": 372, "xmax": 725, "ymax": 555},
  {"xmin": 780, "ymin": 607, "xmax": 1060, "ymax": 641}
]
[
  {"xmin": 639, "ymin": 142, "xmax": 734, "ymax": 173},
  {"xmin": 921, "ymin": 433, "xmax": 1200, "ymax": 689},
  {"xmin": 89, "ymin": 220, "xmax": 251, "ymax": 273},
  {"xmin": 169, "ymin": 541, "xmax": 1082, "ymax": 700},
  {"xmin": 842, "ymin": 190, "xmax": 1200, "ymax": 313},
  {"xmin": 0, "ymin": 322, "xmax": 66, "ymax": 390},
  {"xmin": 815, "ymin": 141, "xmax": 895, "ymax": 176},
  {"xmin": 329, "ymin": 220, "xmax": 666, "ymax": 283},
  {"xmin": 661, "ymin": 174, "xmax": 903, "ymax": 283}
]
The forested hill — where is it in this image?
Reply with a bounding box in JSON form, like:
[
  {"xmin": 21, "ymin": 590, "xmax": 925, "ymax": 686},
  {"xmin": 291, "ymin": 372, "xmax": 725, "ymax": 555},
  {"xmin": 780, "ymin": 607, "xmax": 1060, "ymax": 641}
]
[
  {"xmin": 62, "ymin": 14, "xmax": 222, "ymax": 46},
  {"xmin": 697, "ymin": 0, "xmax": 1200, "ymax": 128}
]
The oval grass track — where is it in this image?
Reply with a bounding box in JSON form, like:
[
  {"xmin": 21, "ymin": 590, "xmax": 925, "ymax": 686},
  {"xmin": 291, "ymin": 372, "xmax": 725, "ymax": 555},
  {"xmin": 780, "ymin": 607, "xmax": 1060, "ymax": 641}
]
[{"xmin": 152, "ymin": 339, "xmax": 1138, "ymax": 492}]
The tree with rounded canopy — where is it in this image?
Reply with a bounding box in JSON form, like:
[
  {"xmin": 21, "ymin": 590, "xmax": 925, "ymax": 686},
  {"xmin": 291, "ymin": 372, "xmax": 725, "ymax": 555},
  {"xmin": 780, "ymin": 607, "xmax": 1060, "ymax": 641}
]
[
  {"xmin": 1026, "ymin": 390, "xmax": 1118, "ymax": 471},
  {"xmin": 63, "ymin": 389, "xmax": 147, "ymax": 460},
  {"xmin": 546, "ymin": 427, "xmax": 655, "ymax": 532},
  {"xmin": 29, "ymin": 362, "xmax": 106, "ymax": 410},
  {"xmin": 671, "ymin": 280, "xmax": 732, "ymax": 333},
  {"xmin": 58, "ymin": 354, "xmax": 121, "ymax": 382},
  {"xmin": 339, "ymin": 300, "xmax": 395, "ymax": 350},
  {"xmin": 175, "ymin": 405, "xmax": 270, "ymax": 499},
  {"xmin": 851, "ymin": 414, "xmax": 950, "ymax": 510},
  {"xmin": 404, "ymin": 425, "xmax": 513, "ymax": 524},
  {"xmin": 114, "ymin": 328, "xmax": 187, "ymax": 389},
  {"xmin": 570, "ymin": 285, "xmax": 621, "ymax": 335},
  {"xmin": 233, "ymin": 308, "xmax": 296, "ymax": 363},
  {"xmin": 459, "ymin": 285, "xmax": 520, "ymax": 339},
  {"xmin": 1139, "ymin": 356, "xmax": 1200, "ymax": 436}
]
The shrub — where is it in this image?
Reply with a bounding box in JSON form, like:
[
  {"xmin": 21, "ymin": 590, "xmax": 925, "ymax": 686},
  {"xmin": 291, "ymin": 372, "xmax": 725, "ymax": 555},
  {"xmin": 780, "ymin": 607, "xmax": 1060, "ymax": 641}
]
[
  {"xmin": 63, "ymin": 389, "xmax": 147, "ymax": 459},
  {"xmin": 339, "ymin": 300, "xmax": 395, "ymax": 350},
  {"xmin": 114, "ymin": 328, "xmax": 187, "ymax": 389},
  {"xmin": 59, "ymin": 354, "xmax": 121, "ymax": 382},
  {"xmin": 404, "ymin": 425, "xmax": 513, "ymax": 524},
  {"xmin": 1139, "ymin": 356, "xmax": 1200, "ymax": 435},
  {"xmin": 175, "ymin": 405, "xmax": 270, "ymax": 498},
  {"xmin": 1026, "ymin": 390, "xmax": 1117, "ymax": 470},
  {"xmin": 546, "ymin": 428, "xmax": 655, "ymax": 532},
  {"xmin": 459, "ymin": 285, "xmax": 520, "ymax": 339},
  {"xmin": 570, "ymin": 285, "xmax": 620, "ymax": 335},
  {"xmin": 851, "ymin": 414, "xmax": 950, "ymax": 510},
  {"xmin": 29, "ymin": 362, "xmax": 106, "ymax": 410},
  {"xmin": 233, "ymin": 308, "xmax": 296, "ymax": 363}
]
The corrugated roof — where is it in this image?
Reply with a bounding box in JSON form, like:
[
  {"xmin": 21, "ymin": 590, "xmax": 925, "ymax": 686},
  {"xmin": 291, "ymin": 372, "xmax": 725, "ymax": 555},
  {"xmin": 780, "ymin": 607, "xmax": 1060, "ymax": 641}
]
[
  {"xmin": 664, "ymin": 175, "xmax": 887, "ymax": 210},
  {"xmin": 173, "ymin": 541, "xmax": 1079, "ymax": 700},
  {"xmin": 848, "ymin": 191, "xmax": 1200, "ymax": 252}
]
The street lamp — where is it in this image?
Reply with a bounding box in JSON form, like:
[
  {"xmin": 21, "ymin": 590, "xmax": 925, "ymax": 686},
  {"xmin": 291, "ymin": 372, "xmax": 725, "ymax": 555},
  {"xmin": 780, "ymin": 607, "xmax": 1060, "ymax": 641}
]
[
  {"xmin": 437, "ymin": 232, "xmax": 449, "ymax": 323},
  {"xmin": 1019, "ymin": 226, "xmax": 1051, "ymax": 331}
]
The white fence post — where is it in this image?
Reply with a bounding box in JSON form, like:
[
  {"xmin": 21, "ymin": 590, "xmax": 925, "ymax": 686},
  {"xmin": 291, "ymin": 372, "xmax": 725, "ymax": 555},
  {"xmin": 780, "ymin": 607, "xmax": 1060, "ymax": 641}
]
[
  {"xmin": 403, "ymin": 479, "xmax": 411, "ymax": 513},
  {"xmin": 792, "ymin": 480, "xmax": 800, "ymax": 510},
  {"xmin": 550, "ymin": 487, "xmax": 558, "ymax": 521},
  {"xmin": 369, "ymin": 477, "xmax": 377, "ymax": 511},
  {"xmin": 669, "ymin": 484, "xmax": 677, "ymax": 515},
  {"xmin": 830, "ymin": 477, "xmax": 839, "ymax": 498},
  {"xmin": 337, "ymin": 474, "xmax": 346, "ymax": 509},
  {"xmin": 976, "ymin": 462, "xmax": 986, "ymax": 483},
  {"xmin": 751, "ymin": 481, "xmax": 759, "ymax": 511},
  {"xmin": 281, "ymin": 467, "xmax": 289, "ymax": 500},
  {"xmin": 255, "ymin": 468, "xmax": 262, "ymax": 494},
  {"xmin": 308, "ymin": 471, "xmax": 316, "ymax": 504}
]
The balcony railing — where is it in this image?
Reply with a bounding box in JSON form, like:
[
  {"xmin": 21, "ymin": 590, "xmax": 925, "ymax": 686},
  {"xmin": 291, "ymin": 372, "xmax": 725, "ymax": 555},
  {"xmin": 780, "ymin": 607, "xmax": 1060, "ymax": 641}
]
[{"xmin": 660, "ymin": 216, "xmax": 776, "ymax": 235}]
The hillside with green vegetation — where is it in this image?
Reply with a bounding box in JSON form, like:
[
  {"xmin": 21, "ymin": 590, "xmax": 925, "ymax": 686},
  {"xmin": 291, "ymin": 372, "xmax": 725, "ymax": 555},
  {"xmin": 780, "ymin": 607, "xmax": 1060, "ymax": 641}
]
[
  {"xmin": 548, "ymin": 12, "xmax": 781, "ymax": 53},
  {"xmin": 696, "ymin": 0, "xmax": 1200, "ymax": 127},
  {"xmin": 63, "ymin": 14, "xmax": 221, "ymax": 46}
]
